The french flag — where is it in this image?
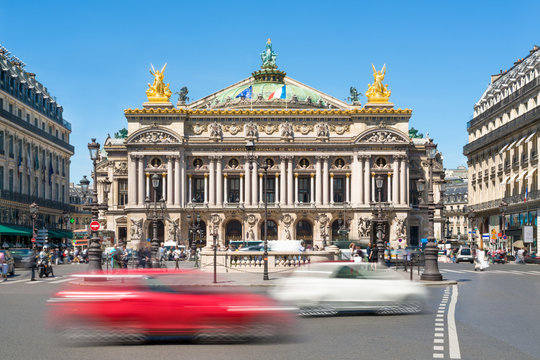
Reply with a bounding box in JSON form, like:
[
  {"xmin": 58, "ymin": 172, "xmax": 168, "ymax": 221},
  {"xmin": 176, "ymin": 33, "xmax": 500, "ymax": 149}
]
[{"xmin": 268, "ymin": 85, "xmax": 286, "ymax": 100}]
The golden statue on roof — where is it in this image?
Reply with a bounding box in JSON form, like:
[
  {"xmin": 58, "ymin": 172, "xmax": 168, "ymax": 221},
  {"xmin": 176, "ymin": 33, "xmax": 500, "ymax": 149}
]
[
  {"xmin": 146, "ymin": 63, "xmax": 172, "ymax": 103},
  {"xmin": 366, "ymin": 64, "xmax": 391, "ymax": 103}
]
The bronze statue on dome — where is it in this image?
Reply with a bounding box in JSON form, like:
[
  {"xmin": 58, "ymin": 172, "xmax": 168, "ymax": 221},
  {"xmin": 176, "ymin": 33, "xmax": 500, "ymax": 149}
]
[{"xmin": 260, "ymin": 38, "xmax": 278, "ymax": 69}]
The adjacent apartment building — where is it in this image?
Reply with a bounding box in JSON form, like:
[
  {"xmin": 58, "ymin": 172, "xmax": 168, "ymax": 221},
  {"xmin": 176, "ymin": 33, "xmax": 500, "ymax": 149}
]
[
  {"xmin": 0, "ymin": 45, "xmax": 74, "ymax": 246},
  {"xmin": 463, "ymin": 45, "xmax": 539, "ymax": 253}
]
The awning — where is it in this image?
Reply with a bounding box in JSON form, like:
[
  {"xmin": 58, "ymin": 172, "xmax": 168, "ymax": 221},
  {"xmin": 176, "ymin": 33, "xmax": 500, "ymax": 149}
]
[
  {"xmin": 508, "ymin": 173, "xmax": 519, "ymax": 183},
  {"xmin": 515, "ymin": 134, "xmax": 528, "ymax": 148},
  {"xmin": 499, "ymin": 143, "xmax": 510, "ymax": 154},
  {"xmin": 506, "ymin": 139, "xmax": 518, "ymax": 151},
  {"xmin": 516, "ymin": 171, "xmax": 528, "ymax": 182},
  {"xmin": 48, "ymin": 229, "xmax": 72, "ymax": 239},
  {"xmin": 524, "ymin": 131, "xmax": 537, "ymax": 143},
  {"xmin": 0, "ymin": 225, "xmax": 33, "ymax": 237},
  {"xmin": 500, "ymin": 175, "xmax": 510, "ymax": 185},
  {"xmin": 527, "ymin": 168, "xmax": 538, "ymax": 179}
]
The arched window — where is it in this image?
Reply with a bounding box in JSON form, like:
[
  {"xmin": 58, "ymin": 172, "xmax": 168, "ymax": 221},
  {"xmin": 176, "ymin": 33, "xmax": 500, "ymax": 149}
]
[
  {"xmin": 225, "ymin": 220, "xmax": 242, "ymax": 243},
  {"xmin": 260, "ymin": 219, "xmax": 278, "ymax": 240}
]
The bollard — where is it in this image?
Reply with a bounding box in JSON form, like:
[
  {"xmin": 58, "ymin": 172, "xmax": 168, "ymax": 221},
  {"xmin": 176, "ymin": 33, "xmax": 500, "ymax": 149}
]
[{"xmin": 410, "ymin": 258, "xmax": 413, "ymax": 281}]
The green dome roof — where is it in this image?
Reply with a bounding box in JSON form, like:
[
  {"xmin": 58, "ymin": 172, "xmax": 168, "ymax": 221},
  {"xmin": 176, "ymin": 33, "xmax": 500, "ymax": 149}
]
[{"xmin": 216, "ymin": 81, "xmax": 323, "ymax": 104}]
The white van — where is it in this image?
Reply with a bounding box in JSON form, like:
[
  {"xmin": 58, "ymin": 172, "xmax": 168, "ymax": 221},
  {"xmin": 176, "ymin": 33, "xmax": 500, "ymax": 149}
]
[{"xmin": 456, "ymin": 247, "xmax": 474, "ymax": 263}]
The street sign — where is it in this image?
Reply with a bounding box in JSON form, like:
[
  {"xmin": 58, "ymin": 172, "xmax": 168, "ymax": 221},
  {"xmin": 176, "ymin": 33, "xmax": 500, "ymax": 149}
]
[
  {"xmin": 70, "ymin": 218, "xmax": 75, "ymax": 224},
  {"xmin": 90, "ymin": 221, "xmax": 100, "ymax": 231},
  {"xmin": 523, "ymin": 226, "xmax": 534, "ymax": 243},
  {"xmin": 31, "ymin": 237, "xmax": 36, "ymax": 243}
]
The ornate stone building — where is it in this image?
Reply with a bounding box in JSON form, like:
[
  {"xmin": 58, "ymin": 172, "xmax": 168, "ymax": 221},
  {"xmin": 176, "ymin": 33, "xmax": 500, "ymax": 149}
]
[
  {"xmin": 0, "ymin": 45, "xmax": 74, "ymax": 246},
  {"xmin": 463, "ymin": 45, "xmax": 539, "ymax": 252},
  {"xmin": 97, "ymin": 41, "xmax": 444, "ymax": 250}
]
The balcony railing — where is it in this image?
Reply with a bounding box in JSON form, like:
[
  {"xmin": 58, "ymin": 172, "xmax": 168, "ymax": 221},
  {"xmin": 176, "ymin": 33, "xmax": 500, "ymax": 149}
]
[
  {"xmin": 469, "ymin": 190, "xmax": 540, "ymax": 212},
  {"xmin": 0, "ymin": 189, "xmax": 74, "ymax": 212}
]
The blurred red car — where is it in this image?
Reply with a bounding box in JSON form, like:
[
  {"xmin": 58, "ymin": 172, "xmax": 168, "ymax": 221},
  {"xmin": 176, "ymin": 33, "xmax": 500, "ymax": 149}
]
[{"xmin": 47, "ymin": 269, "xmax": 296, "ymax": 344}]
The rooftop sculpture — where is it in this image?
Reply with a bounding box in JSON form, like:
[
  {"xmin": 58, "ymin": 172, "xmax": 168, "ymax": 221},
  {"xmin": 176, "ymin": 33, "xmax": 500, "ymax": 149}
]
[
  {"xmin": 146, "ymin": 63, "xmax": 172, "ymax": 103},
  {"xmin": 366, "ymin": 64, "xmax": 391, "ymax": 103}
]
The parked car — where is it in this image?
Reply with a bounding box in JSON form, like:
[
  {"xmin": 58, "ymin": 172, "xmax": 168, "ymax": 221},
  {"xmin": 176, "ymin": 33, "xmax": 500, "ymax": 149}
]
[
  {"xmin": 47, "ymin": 269, "xmax": 296, "ymax": 344},
  {"xmin": 456, "ymin": 247, "xmax": 474, "ymax": 263},
  {"xmin": 270, "ymin": 262, "xmax": 427, "ymax": 315},
  {"xmin": 0, "ymin": 249, "xmax": 15, "ymax": 276},
  {"xmin": 10, "ymin": 248, "xmax": 33, "ymax": 268}
]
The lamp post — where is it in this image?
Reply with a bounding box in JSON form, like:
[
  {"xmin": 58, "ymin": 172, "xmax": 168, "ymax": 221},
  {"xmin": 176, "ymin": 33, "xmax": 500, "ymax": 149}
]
[
  {"xmin": 187, "ymin": 205, "xmax": 201, "ymax": 266},
  {"xmin": 144, "ymin": 173, "xmax": 164, "ymax": 268},
  {"xmin": 211, "ymin": 216, "xmax": 219, "ymax": 284},
  {"xmin": 467, "ymin": 207, "xmax": 475, "ymax": 248},
  {"xmin": 246, "ymin": 140, "xmax": 269, "ymax": 281},
  {"xmin": 499, "ymin": 200, "xmax": 507, "ymax": 249},
  {"xmin": 30, "ymin": 202, "xmax": 39, "ymax": 245},
  {"xmin": 445, "ymin": 217, "xmax": 451, "ymax": 242},
  {"xmin": 374, "ymin": 175, "xmax": 386, "ymax": 264},
  {"xmin": 85, "ymin": 138, "xmax": 112, "ymax": 271},
  {"xmin": 419, "ymin": 139, "xmax": 443, "ymax": 281}
]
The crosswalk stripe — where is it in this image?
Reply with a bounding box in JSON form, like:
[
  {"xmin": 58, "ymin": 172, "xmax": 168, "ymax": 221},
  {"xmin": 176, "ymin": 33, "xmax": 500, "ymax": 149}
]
[
  {"xmin": 0, "ymin": 279, "xmax": 28, "ymax": 285},
  {"xmin": 441, "ymin": 269, "xmax": 465, "ymax": 273},
  {"xmin": 49, "ymin": 278, "xmax": 72, "ymax": 284}
]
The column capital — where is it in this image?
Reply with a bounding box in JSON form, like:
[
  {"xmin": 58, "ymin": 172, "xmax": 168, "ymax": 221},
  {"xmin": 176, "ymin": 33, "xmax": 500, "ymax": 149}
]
[
  {"xmin": 371, "ymin": 172, "xmax": 376, "ymax": 177},
  {"xmin": 188, "ymin": 174, "xmax": 192, "ymax": 179},
  {"xmin": 294, "ymin": 173, "xmax": 299, "ymax": 178},
  {"xmin": 146, "ymin": 173, "xmax": 150, "ymax": 178},
  {"xmin": 259, "ymin": 173, "xmax": 263, "ymax": 178},
  {"xmin": 330, "ymin": 173, "xmax": 334, "ymax": 178},
  {"xmin": 204, "ymin": 173, "xmax": 208, "ymax": 178},
  {"xmin": 275, "ymin": 173, "xmax": 280, "ymax": 177},
  {"xmin": 311, "ymin": 173, "xmax": 315, "ymax": 177},
  {"xmin": 346, "ymin": 173, "xmax": 350, "ymax": 178},
  {"xmin": 358, "ymin": 154, "xmax": 371, "ymax": 160},
  {"xmin": 162, "ymin": 173, "xmax": 167, "ymax": 177},
  {"xmin": 166, "ymin": 155, "xmax": 178, "ymax": 160},
  {"xmin": 240, "ymin": 173, "xmax": 244, "ymax": 178},
  {"xmin": 387, "ymin": 172, "xmax": 392, "ymax": 177},
  {"xmin": 223, "ymin": 173, "xmax": 228, "ymax": 178}
]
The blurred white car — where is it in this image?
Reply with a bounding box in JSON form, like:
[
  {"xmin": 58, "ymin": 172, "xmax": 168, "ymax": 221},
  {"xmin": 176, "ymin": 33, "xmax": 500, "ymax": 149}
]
[{"xmin": 270, "ymin": 262, "xmax": 428, "ymax": 315}]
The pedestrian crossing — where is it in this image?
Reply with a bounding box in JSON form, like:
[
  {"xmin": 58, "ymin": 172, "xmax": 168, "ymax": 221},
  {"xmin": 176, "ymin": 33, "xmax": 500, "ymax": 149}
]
[
  {"xmin": 0, "ymin": 275, "xmax": 73, "ymax": 285},
  {"xmin": 440, "ymin": 268, "xmax": 540, "ymax": 276}
]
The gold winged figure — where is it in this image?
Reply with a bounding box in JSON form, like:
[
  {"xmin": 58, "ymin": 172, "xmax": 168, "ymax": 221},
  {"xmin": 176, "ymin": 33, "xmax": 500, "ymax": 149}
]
[
  {"xmin": 146, "ymin": 63, "xmax": 172, "ymax": 103},
  {"xmin": 366, "ymin": 64, "xmax": 391, "ymax": 103}
]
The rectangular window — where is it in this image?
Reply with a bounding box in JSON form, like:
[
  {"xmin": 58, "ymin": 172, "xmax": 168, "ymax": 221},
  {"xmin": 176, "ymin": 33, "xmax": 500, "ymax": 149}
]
[
  {"xmin": 26, "ymin": 114, "xmax": 30, "ymax": 122},
  {"xmin": 193, "ymin": 177, "xmax": 205, "ymax": 203},
  {"xmin": 62, "ymin": 184, "xmax": 65, "ymax": 203},
  {"xmin": 227, "ymin": 177, "xmax": 240, "ymax": 203},
  {"xmin": 298, "ymin": 177, "xmax": 311, "ymax": 203},
  {"xmin": 27, "ymin": 175, "xmax": 30, "ymax": 195},
  {"xmin": 62, "ymin": 159, "xmax": 65, "ymax": 176},
  {"xmin": 333, "ymin": 177, "xmax": 345, "ymax": 203},
  {"xmin": 19, "ymin": 175, "xmax": 22, "ymax": 194},
  {"xmin": 17, "ymin": 109, "xmax": 21, "ymax": 118},
  {"xmin": 264, "ymin": 176, "xmax": 275, "ymax": 203},
  {"xmin": 9, "ymin": 103, "xmax": 13, "ymax": 113},
  {"xmin": 0, "ymin": 166, "xmax": 3, "ymax": 190},
  {"xmin": 42, "ymin": 180, "xmax": 45, "ymax": 199},
  {"xmin": 8, "ymin": 135, "xmax": 13, "ymax": 158},
  {"xmin": 0, "ymin": 98, "xmax": 3, "ymax": 109},
  {"xmin": 34, "ymin": 118, "xmax": 38, "ymax": 127},
  {"xmin": 8, "ymin": 169, "xmax": 13, "ymax": 192},
  {"xmin": 35, "ymin": 177, "xmax": 39, "ymax": 197},
  {"xmin": 49, "ymin": 182, "xmax": 52, "ymax": 200},
  {"xmin": 118, "ymin": 179, "xmax": 128, "ymax": 206},
  {"xmin": 55, "ymin": 183, "xmax": 59, "ymax": 201},
  {"xmin": 0, "ymin": 131, "xmax": 4, "ymax": 154}
]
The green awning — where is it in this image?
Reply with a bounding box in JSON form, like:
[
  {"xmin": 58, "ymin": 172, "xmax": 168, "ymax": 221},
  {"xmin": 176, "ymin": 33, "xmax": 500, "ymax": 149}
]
[{"xmin": 0, "ymin": 225, "xmax": 33, "ymax": 236}]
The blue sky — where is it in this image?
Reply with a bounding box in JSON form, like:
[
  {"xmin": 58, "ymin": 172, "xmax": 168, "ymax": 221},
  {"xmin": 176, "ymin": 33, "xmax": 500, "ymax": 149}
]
[{"xmin": 1, "ymin": 0, "xmax": 539, "ymax": 184}]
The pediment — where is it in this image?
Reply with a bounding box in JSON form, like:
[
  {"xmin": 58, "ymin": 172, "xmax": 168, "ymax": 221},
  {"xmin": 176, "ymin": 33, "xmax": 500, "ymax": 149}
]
[
  {"xmin": 126, "ymin": 126, "xmax": 182, "ymax": 145},
  {"xmin": 355, "ymin": 128, "xmax": 410, "ymax": 144}
]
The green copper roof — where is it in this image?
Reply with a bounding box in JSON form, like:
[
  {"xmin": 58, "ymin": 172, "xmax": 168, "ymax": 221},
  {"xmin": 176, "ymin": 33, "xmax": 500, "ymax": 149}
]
[{"xmin": 215, "ymin": 81, "xmax": 323, "ymax": 104}]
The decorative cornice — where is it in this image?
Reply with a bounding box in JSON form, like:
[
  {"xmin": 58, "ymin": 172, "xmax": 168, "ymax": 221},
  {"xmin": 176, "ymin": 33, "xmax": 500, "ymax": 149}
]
[{"xmin": 124, "ymin": 108, "xmax": 412, "ymax": 116}]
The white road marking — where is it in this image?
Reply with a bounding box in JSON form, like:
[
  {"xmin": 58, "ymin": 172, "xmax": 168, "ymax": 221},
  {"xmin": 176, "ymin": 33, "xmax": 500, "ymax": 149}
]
[
  {"xmin": 435, "ymin": 327, "xmax": 444, "ymax": 331},
  {"xmin": 50, "ymin": 278, "xmax": 72, "ymax": 284},
  {"xmin": 434, "ymin": 339, "xmax": 444, "ymax": 343},
  {"xmin": 436, "ymin": 314, "xmax": 444, "ymax": 318},
  {"xmin": 442, "ymin": 269, "xmax": 466, "ymax": 273},
  {"xmin": 434, "ymin": 346, "xmax": 444, "ymax": 351},
  {"xmin": 448, "ymin": 284, "xmax": 461, "ymax": 359},
  {"xmin": 1, "ymin": 279, "xmax": 28, "ymax": 285},
  {"xmin": 434, "ymin": 333, "xmax": 444, "ymax": 337},
  {"xmin": 433, "ymin": 353, "xmax": 444, "ymax": 358}
]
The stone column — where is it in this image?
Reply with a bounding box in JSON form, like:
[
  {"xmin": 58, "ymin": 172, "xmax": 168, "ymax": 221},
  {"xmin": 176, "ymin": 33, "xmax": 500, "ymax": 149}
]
[
  {"xmin": 252, "ymin": 161, "xmax": 258, "ymax": 205},
  {"xmin": 294, "ymin": 173, "xmax": 299, "ymax": 204},
  {"xmin": 287, "ymin": 157, "xmax": 293, "ymax": 205},
  {"xmin": 137, "ymin": 156, "xmax": 144, "ymax": 205},
  {"xmin": 280, "ymin": 157, "xmax": 286, "ymax": 206},
  {"xmin": 216, "ymin": 157, "xmax": 223, "ymax": 206},
  {"xmin": 406, "ymin": 157, "xmax": 410, "ymax": 205},
  {"xmin": 323, "ymin": 156, "xmax": 329, "ymax": 205},
  {"xmin": 346, "ymin": 173, "xmax": 350, "ymax": 203},
  {"xmin": 330, "ymin": 173, "xmax": 334, "ymax": 204},
  {"xmin": 167, "ymin": 157, "xmax": 173, "ymax": 205},
  {"xmin": 174, "ymin": 157, "xmax": 180, "ymax": 206},
  {"xmin": 259, "ymin": 173, "xmax": 263, "ymax": 205},
  {"xmin": 204, "ymin": 173, "xmax": 208, "ymax": 204},
  {"xmin": 128, "ymin": 155, "xmax": 136, "ymax": 206},
  {"xmin": 316, "ymin": 157, "xmax": 322, "ymax": 205},
  {"xmin": 223, "ymin": 174, "xmax": 228, "ymax": 204},
  {"xmin": 363, "ymin": 156, "xmax": 370, "ymax": 204},
  {"xmin": 239, "ymin": 173, "xmax": 244, "ymax": 204},
  {"xmin": 387, "ymin": 173, "xmax": 392, "ymax": 203},
  {"xmin": 181, "ymin": 154, "xmax": 186, "ymax": 207},
  {"xmin": 400, "ymin": 157, "xmax": 406, "ymax": 205},
  {"xmin": 357, "ymin": 155, "xmax": 364, "ymax": 205},
  {"xmin": 188, "ymin": 174, "xmax": 192, "ymax": 203},
  {"xmin": 244, "ymin": 160, "xmax": 251, "ymax": 205},
  {"xmin": 275, "ymin": 173, "xmax": 280, "ymax": 204},
  {"xmin": 146, "ymin": 173, "xmax": 150, "ymax": 199},
  {"xmin": 392, "ymin": 155, "xmax": 399, "ymax": 205},
  {"xmin": 310, "ymin": 173, "xmax": 315, "ymax": 204},
  {"xmin": 209, "ymin": 158, "xmax": 215, "ymax": 205},
  {"xmin": 371, "ymin": 173, "xmax": 375, "ymax": 202},
  {"xmin": 162, "ymin": 173, "xmax": 166, "ymax": 201}
]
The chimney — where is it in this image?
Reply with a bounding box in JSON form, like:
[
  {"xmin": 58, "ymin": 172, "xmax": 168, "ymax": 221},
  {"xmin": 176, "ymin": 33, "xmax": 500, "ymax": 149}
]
[
  {"xmin": 531, "ymin": 45, "xmax": 539, "ymax": 54},
  {"xmin": 490, "ymin": 70, "xmax": 504, "ymax": 84}
]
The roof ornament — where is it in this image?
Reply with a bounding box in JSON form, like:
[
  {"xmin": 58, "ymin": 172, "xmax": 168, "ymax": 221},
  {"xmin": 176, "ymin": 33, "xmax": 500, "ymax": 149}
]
[
  {"xmin": 260, "ymin": 38, "xmax": 278, "ymax": 69},
  {"xmin": 146, "ymin": 63, "xmax": 172, "ymax": 103},
  {"xmin": 366, "ymin": 64, "xmax": 391, "ymax": 103}
]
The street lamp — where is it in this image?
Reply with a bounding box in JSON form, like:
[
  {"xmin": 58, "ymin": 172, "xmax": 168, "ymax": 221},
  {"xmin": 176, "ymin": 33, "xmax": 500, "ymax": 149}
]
[
  {"xmin": 499, "ymin": 200, "xmax": 507, "ymax": 249},
  {"xmin": 374, "ymin": 175, "xmax": 386, "ymax": 264},
  {"xmin": 187, "ymin": 205, "xmax": 201, "ymax": 265},
  {"xmin": 145, "ymin": 173, "xmax": 163, "ymax": 268},
  {"xmin": 419, "ymin": 139, "xmax": 443, "ymax": 281},
  {"xmin": 467, "ymin": 207, "xmax": 475, "ymax": 248},
  {"xmin": 29, "ymin": 202, "xmax": 39, "ymax": 245},
  {"xmin": 85, "ymin": 139, "xmax": 111, "ymax": 271},
  {"xmin": 246, "ymin": 140, "xmax": 270, "ymax": 281},
  {"xmin": 211, "ymin": 215, "xmax": 219, "ymax": 284}
]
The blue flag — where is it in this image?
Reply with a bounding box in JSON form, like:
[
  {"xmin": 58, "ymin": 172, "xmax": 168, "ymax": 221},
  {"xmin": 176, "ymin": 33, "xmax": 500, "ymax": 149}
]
[{"xmin": 236, "ymin": 85, "xmax": 252, "ymax": 99}]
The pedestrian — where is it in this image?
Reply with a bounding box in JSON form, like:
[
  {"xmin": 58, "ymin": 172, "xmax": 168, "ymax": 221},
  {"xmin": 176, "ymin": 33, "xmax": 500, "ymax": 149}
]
[
  {"xmin": 516, "ymin": 248, "xmax": 525, "ymax": 264},
  {"xmin": 0, "ymin": 250, "xmax": 7, "ymax": 281},
  {"xmin": 173, "ymin": 245, "xmax": 181, "ymax": 269},
  {"xmin": 28, "ymin": 245, "xmax": 38, "ymax": 281},
  {"xmin": 368, "ymin": 243, "xmax": 378, "ymax": 270},
  {"xmin": 474, "ymin": 247, "xmax": 489, "ymax": 271}
]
